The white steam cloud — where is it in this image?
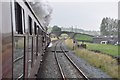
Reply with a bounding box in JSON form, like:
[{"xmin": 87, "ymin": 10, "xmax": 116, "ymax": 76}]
[{"xmin": 28, "ymin": 0, "xmax": 53, "ymax": 28}]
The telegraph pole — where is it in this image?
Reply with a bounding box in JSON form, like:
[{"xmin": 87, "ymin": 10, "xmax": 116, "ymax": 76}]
[{"xmin": 72, "ymin": 26, "xmax": 73, "ymax": 32}]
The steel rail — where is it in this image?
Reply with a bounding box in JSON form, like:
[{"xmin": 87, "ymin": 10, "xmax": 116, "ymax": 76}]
[
  {"xmin": 54, "ymin": 41, "xmax": 65, "ymax": 80},
  {"xmin": 60, "ymin": 41, "xmax": 89, "ymax": 80},
  {"xmin": 13, "ymin": 56, "xmax": 24, "ymax": 63}
]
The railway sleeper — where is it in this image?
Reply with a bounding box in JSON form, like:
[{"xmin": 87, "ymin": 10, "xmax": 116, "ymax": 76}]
[{"xmin": 51, "ymin": 50, "xmax": 69, "ymax": 53}]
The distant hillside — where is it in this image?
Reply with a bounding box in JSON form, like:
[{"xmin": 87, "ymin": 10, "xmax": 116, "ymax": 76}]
[
  {"xmin": 48, "ymin": 27, "xmax": 100, "ymax": 36},
  {"xmin": 61, "ymin": 27, "xmax": 100, "ymax": 36},
  {"xmin": 74, "ymin": 34, "xmax": 93, "ymax": 41}
]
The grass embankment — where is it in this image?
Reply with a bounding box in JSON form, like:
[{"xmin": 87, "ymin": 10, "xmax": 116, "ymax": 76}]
[
  {"xmin": 47, "ymin": 28, "xmax": 52, "ymax": 33},
  {"xmin": 78, "ymin": 42, "xmax": 119, "ymax": 56},
  {"xmin": 51, "ymin": 37, "xmax": 58, "ymax": 41},
  {"xmin": 65, "ymin": 39, "xmax": 119, "ymax": 79},
  {"xmin": 75, "ymin": 34, "xmax": 93, "ymax": 41},
  {"xmin": 61, "ymin": 33, "xmax": 68, "ymax": 37},
  {"xmin": 60, "ymin": 34, "xmax": 69, "ymax": 39},
  {"xmin": 69, "ymin": 33, "xmax": 75, "ymax": 38}
]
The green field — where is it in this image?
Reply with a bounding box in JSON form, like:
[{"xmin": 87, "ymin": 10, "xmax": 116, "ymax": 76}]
[
  {"xmin": 61, "ymin": 33, "xmax": 68, "ymax": 37},
  {"xmin": 47, "ymin": 28, "xmax": 52, "ymax": 33},
  {"xmin": 68, "ymin": 33, "xmax": 74, "ymax": 38},
  {"xmin": 75, "ymin": 34, "xmax": 93, "ymax": 41},
  {"xmin": 78, "ymin": 42, "xmax": 119, "ymax": 55}
]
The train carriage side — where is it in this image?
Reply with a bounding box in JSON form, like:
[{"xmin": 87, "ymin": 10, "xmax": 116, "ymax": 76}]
[
  {"xmin": 12, "ymin": 1, "xmax": 47, "ymax": 78},
  {"xmin": 1, "ymin": 1, "xmax": 13, "ymax": 79},
  {"xmin": 1, "ymin": 0, "xmax": 48, "ymax": 79},
  {"xmin": 0, "ymin": 2, "xmax": 2, "ymax": 80}
]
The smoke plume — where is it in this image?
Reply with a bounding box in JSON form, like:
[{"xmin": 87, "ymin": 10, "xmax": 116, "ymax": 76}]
[{"xmin": 28, "ymin": 0, "xmax": 53, "ymax": 28}]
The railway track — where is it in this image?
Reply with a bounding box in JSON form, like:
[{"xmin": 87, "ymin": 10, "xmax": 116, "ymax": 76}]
[{"xmin": 54, "ymin": 40, "xmax": 89, "ymax": 80}]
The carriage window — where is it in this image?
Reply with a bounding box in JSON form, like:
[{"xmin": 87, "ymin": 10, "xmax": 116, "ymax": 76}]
[
  {"xmin": 28, "ymin": 16, "xmax": 32, "ymax": 35},
  {"xmin": 36, "ymin": 26, "xmax": 39, "ymax": 35},
  {"xmin": 33, "ymin": 37, "xmax": 37, "ymax": 60},
  {"xmin": 22, "ymin": 10, "xmax": 25, "ymax": 33},
  {"xmin": 37, "ymin": 26, "xmax": 41, "ymax": 35},
  {"xmin": 36, "ymin": 36, "xmax": 38, "ymax": 57},
  {"xmin": 28, "ymin": 37, "xmax": 33, "ymax": 76},
  {"xmin": 34, "ymin": 22, "xmax": 37, "ymax": 35},
  {"xmin": 38, "ymin": 28, "xmax": 40, "ymax": 35},
  {"xmin": 13, "ymin": 37, "xmax": 25, "ymax": 79},
  {"xmin": 15, "ymin": 2, "xmax": 23, "ymax": 34},
  {"xmin": 38, "ymin": 28, "xmax": 42, "ymax": 35}
]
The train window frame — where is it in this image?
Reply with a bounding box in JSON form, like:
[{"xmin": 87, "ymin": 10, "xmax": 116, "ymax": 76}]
[
  {"xmin": 33, "ymin": 37, "xmax": 37, "ymax": 62},
  {"xmin": 36, "ymin": 26, "xmax": 39, "ymax": 35},
  {"xmin": 36, "ymin": 36, "xmax": 38, "ymax": 57},
  {"xmin": 28, "ymin": 16, "xmax": 32, "ymax": 35},
  {"xmin": 34, "ymin": 22, "xmax": 37, "ymax": 35},
  {"xmin": 37, "ymin": 25, "xmax": 41, "ymax": 35},
  {"xmin": 28, "ymin": 37, "xmax": 33, "ymax": 76},
  {"xmin": 36, "ymin": 27, "xmax": 40, "ymax": 57},
  {"xmin": 38, "ymin": 27, "xmax": 42, "ymax": 35},
  {"xmin": 22, "ymin": 9, "xmax": 25, "ymax": 34},
  {"xmin": 12, "ymin": 36, "xmax": 26, "ymax": 79},
  {"xmin": 32, "ymin": 21, "xmax": 34, "ymax": 35},
  {"xmin": 15, "ymin": 2, "xmax": 23, "ymax": 34}
]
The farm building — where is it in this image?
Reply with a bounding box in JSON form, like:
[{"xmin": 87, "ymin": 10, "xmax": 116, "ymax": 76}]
[{"xmin": 93, "ymin": 35, "xmax": 118, "ymax": 45}]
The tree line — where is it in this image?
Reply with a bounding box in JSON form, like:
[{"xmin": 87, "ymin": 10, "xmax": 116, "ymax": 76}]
[
  {"xmin": 100, "ymin": 17, "xmax": 118, "ymax": 35},
  {"xmin": 51, "ymin": 25, "xmax": 61, "ymax": 32}
]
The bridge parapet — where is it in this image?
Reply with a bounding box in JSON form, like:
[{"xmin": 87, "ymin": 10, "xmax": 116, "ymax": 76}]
[{"xmin": 50, "ymin": 31, "xmax": 94, "ymax": 39}]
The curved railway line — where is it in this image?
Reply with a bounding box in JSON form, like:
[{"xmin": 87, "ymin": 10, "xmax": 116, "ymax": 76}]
[{"xmin": 54, "ymin": 40, "xmax": 89, "ymax": 80}]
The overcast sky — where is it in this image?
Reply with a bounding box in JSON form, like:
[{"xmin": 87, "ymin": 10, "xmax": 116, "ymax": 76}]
[{"xmin": 48, "ymin": 1, "xmax": 118, "ymax": 31}]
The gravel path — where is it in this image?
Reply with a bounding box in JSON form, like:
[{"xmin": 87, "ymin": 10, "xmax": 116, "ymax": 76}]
[{"xmin": 37, "ymin": 42, "xmax": 61, "ymax": 78}]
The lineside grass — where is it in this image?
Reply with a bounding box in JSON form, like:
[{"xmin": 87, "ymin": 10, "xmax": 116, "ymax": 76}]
[
  {"xmin": 51, "ymin": 37, "xmax": 58, "ymax": 41},
  {"xmin": 75, "ymin": 34, "xmax": 93, "ymax": 41},
  {"xmin": 78, "ymin": 42, "xmax": 119, "ymax": 55},
  {"xmin": 65, "ymin": 39, "xmax": 120, "ymax": 79},
  {"xmin": 60, "ymin": 34, "xmax": 69, "ymax": 39},
  {"xmin": 69, "ymin": 33, "xmax": 74, "ymax": 38},
  {"xmin": 61, "ymin": 33, "xmax": 68, "ymax": 37}
]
